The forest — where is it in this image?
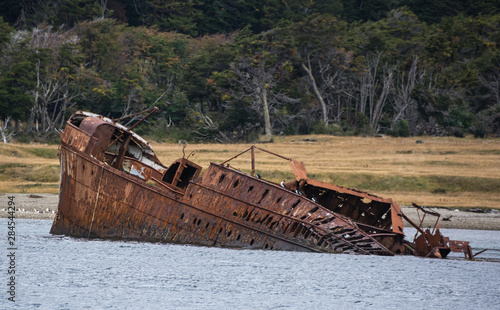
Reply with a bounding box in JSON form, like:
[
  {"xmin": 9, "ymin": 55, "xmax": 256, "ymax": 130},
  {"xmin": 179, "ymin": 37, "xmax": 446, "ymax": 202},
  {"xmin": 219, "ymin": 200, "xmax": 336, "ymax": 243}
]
[{"xmin": 0, "ymin": 0, "xmax": 499, "ymax": 143}]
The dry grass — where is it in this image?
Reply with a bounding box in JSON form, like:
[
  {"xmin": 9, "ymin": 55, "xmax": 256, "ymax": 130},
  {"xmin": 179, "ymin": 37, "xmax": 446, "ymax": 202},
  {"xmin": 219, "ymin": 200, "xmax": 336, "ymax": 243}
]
[
  {"xmin": 0, "ymin": 143, "xmax": 60, "ymax": 193},
  {"xmin": 1, "ymin": 135, "xmax": 499, "ymax": 208}
]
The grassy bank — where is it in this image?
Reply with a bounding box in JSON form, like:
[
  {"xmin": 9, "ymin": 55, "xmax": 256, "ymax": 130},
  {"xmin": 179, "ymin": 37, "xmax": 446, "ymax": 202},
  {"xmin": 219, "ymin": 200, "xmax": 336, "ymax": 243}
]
[
  {"xmin": 1, "ymin": 135, "xmax": 499, "ymax": 208},
  {"xmin": 0, "ymin": 143, "xmax": 60, "ymax": 193}
]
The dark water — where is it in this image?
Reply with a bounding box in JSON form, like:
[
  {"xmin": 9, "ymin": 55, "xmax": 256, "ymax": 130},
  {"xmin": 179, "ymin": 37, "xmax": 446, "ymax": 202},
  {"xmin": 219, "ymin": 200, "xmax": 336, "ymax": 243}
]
[{"xmin": 3, "ymin": 219, "xmax": 500, "ymax": 309}]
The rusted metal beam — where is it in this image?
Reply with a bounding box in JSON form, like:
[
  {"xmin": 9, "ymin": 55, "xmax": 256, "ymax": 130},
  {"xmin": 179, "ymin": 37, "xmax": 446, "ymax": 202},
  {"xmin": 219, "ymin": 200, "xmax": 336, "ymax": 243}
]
[
  {"xmin": 473, "ymin": 248, "xmax": 488, "ymax": 258},
  {"xmin": 108, "ymin": 107, "xmax": 159, "ymax": 148},
  {"xmin": 251, "ymin": 146, "xmax": 255, "ymax": 176},
  {"xmin": 112, "ymin": 106, "xmax": 159, "ymax": 122}
]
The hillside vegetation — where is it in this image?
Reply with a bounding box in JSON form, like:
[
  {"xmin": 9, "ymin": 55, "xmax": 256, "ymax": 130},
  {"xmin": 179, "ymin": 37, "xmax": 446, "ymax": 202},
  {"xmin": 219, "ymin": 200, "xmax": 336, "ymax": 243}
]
[{"xmin": 0, "ymin": 1, "xmax": 499, "ymax": 143}]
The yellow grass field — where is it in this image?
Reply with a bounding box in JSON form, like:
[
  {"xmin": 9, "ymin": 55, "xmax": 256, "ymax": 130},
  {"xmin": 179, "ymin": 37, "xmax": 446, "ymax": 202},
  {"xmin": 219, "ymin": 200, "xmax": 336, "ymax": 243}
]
[{"xmin": 1, "ymin": 135, "xmax": 499, "ymax": 209}]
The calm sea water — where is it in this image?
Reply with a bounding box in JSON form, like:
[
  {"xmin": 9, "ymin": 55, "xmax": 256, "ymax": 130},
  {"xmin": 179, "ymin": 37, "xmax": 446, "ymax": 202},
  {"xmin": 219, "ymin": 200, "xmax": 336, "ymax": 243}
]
[{"xmin": 3, "ymin": 219, "xmax": 500, "ymax": 310}]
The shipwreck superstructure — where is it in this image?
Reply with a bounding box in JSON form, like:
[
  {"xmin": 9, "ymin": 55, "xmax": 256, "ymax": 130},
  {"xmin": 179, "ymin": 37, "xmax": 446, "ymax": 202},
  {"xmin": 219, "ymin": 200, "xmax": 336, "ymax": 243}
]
[{"xmin": 51, "ymin": 110, "xmax": 480, "ymax": 259}]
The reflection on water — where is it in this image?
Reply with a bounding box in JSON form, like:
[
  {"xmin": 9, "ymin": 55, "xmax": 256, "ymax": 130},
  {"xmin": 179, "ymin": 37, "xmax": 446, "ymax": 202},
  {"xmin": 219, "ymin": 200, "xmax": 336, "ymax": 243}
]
[{"xmin": 5, "ymin": 220, "xmax": 500, "ymax": 309}]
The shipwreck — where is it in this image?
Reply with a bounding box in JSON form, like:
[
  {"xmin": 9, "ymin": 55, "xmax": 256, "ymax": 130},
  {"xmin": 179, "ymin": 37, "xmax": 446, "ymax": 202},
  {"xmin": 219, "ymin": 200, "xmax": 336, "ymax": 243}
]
[{"xmin": 50, "ymin": 109, "xmax": 482, "ymax": 259}]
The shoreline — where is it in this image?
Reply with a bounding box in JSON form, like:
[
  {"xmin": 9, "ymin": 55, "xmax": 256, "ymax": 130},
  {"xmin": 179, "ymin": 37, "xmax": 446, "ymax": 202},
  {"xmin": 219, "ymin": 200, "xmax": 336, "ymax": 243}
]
[{"xmin": 1, "ymin": 193, "xmax": 499, "ymax": 231}]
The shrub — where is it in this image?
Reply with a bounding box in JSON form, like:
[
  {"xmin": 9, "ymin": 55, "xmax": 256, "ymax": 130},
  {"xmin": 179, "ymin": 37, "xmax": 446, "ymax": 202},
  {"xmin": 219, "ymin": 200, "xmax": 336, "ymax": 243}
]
[{"xmin": 389, "ymin": 119, "xmax": 410, "ymax": 137}]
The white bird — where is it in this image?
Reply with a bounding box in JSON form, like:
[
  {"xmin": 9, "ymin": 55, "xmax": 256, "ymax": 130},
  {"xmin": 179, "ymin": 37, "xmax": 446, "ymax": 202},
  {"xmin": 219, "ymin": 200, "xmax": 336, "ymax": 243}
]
[
  {"xmin": 46, "ymin": 208, "xmax": 50, "ymax": 212},
  {"xmin": 280, "ymin": 180, "xmax": 286, "ymax": 188},
  {"xmin": 295, "ymin": 184, "xmax": 304, "ymax": 196}
]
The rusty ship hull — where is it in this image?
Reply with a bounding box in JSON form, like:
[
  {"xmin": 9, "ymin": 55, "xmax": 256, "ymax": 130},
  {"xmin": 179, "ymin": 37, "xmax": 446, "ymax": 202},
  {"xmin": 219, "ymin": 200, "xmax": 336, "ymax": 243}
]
[
  {"xmin": 51, "ymin": 111, "xmax": 478, "ymax": 259},
  {"xmin": 52, "ymin": 145, "xmax": 394, "ymax": 255}
]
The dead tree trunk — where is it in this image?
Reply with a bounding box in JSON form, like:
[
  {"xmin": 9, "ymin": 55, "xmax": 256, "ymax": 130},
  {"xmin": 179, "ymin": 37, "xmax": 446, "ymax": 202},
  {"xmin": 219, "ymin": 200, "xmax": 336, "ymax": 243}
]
[
  {"xmin": 0, "ymin": 117, "xmax": 12, "ymax": 143},
  {"xmin": 393, "ymin": 56, "xmax": 419, "ymax": 124},
  {"xmin": 370, "ymin": 63, "xmax": 395, "ymax": 130},
  {"xmin": 260, "ymin": 85, "xmax": 272, "ymax": 139},
  {"xmin": 302, "ymin": 56, "xmax": 328, "ymax": 127}
]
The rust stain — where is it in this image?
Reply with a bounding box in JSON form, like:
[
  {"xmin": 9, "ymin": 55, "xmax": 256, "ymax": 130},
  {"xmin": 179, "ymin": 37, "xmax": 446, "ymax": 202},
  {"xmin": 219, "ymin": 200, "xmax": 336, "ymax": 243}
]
[{"xmin": 50, "ymin": 110, "xmax": 485, "ymax": 259}]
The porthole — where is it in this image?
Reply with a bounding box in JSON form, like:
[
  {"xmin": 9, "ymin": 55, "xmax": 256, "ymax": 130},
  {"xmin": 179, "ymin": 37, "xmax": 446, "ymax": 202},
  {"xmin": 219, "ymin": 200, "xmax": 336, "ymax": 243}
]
[
  {"xmin": 258, "ymin": 189, "xmax": 269, "ymax": 204},
  {"xmin": 291, "ymin": 199, "xmax": 300, "ymax": 210},
  {"xmin": 219, "ymin": 174, "xmax": 226, "ymax": 183}
]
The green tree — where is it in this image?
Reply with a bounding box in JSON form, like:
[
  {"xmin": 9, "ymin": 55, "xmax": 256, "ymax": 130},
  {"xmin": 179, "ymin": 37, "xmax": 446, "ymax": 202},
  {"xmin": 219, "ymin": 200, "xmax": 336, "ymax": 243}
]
[
  {"xmin": 422, "ymin": 14, "xmax": 500, "ymax": 136},
  {"xmin": 196, "ymin": 0, "xmax": 264, "ymax": 34},
  {"xmin": 340, "ymin": 0, "xmax": 403, "ymax": 22},
  {"xmin": 74, "ymin": 19, "xmax": 130, "ymax": 116},
  {"xmin": 0, "ymin": 0, "xmax": 21, "ymax": 26},
  {"xmin": 0, "ymin": 38, "xmax": 38, "ymax": 123},
  {"xmin": 122, "ymin": 26, "xmax": 191, "ymax": 121},
  {"xmin": 138, "ymin": 0, "xmax": 203, "ymax": 36},
  {"xmin": 354, "ymin": 7, "xmax": 427, "ymax": 58},
  {"xmin": 181, "ymin": 35, "xmax": 235, "ymax": 112},
  {"xmin": 0, "ymin": 17, "xmax": 13, "ymax": 47},
  {"xmin": 74, "ymin": 19, "xmax": 125, "ymax": 73},
  {"xmin": 226, "ymin": 29, "xmax": 298, "ymax": 140},
  {"xmin": 288, "ymin": 14, "xmax": 350, "ymax": 127},
  {"xmin": 13, "ymin": 0, "xmax": 103, "ymax": 29},
  {"xmin": 0, "ymin": 58, "xmax": 35, "ymax": 122},
  {"xmin": 408, "ymin": 0, "xmax": 500, "ymax": 24}
]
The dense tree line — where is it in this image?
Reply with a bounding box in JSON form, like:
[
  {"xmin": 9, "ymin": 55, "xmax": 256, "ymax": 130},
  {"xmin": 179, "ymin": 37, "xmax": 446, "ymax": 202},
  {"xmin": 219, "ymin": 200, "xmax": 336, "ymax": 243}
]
[{"xmin": 0, "ymin": 1, "xmax": 499, "ymax": 142}]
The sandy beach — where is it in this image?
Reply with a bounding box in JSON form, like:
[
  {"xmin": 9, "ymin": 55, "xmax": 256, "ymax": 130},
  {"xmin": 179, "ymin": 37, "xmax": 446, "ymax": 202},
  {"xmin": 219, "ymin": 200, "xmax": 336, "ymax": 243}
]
[{"xmin": 1, "ymin": 193, "xmax": 499, "ymax": 231}]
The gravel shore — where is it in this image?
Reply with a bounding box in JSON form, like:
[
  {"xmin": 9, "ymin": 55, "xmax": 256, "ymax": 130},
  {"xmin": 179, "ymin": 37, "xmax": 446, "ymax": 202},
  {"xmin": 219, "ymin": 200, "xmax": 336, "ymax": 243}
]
[{"xmin": 1, "ymin": 193, "xmax": 499, "ymax": 231}]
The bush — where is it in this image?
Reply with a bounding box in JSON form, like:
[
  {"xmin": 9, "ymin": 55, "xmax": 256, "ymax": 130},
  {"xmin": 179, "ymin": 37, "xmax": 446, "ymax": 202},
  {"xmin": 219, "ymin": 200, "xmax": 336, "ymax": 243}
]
[
  {"xmin": 432, "ymin": 188, "xmax": 447, "ymax": 194},
  {"xmin": 389, "ymin": 119, "xmax": 410, "ymax": 137},
  {"xmin": 354, "ymin": 114, "xmax": 374, "ymax": 135},
  {"xmin": 472, "ymin": 116, "xmax": 487, "ymax": 138},
  {"xmin": 311, "ymin": 122, "xmax": 344, "ymax": 135}
]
